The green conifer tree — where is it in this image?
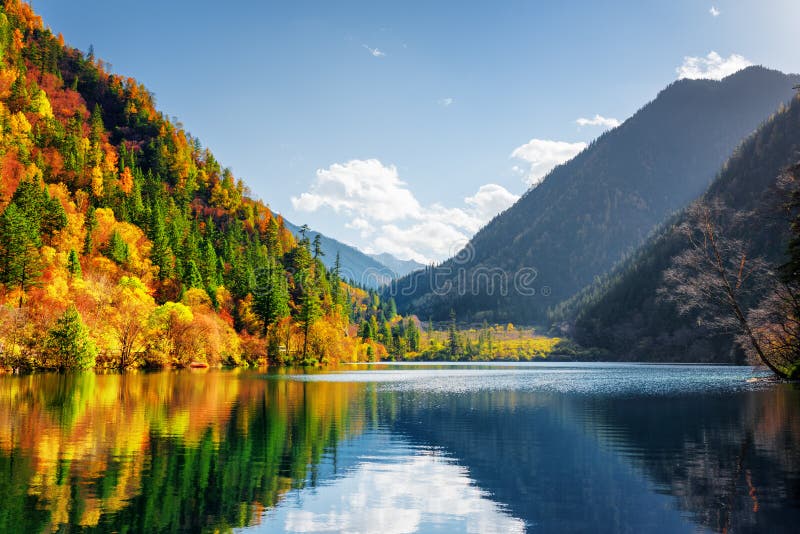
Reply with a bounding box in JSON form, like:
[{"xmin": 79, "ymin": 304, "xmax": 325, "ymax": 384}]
[
  {"xmin": 0, "ymin": 204, "xmax": 42, "ymax": 307},
  {"xmin": 67, "ymin": 248, "xmax": 82, "ymax": 279},
  {"xmin": 44, "ymin": 305, "xmax": 98, "ymax": 370}
]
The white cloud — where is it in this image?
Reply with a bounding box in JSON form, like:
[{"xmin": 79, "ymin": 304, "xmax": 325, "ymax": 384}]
[
  {"xmin": 363, "ymin": 45, "xmax": 386, "ymax": 58},
  {"xmin": 676, "ymin": 51, "xmax": 752, "ymax": 80},
  {"xmin": 709, "ymin": 6, "xmax": 720, "ymax": 17},
  {"xmin": 510, "ymin": 138, "xmax": 587, "ymax": 187},
  {"xmin": 292, "ymin": 159, "xmax": 519, "ymax": 262},
  {"xmin": 438, "ymin": 97, "xmax": 454, "ymax": 107},
  {"xmin": 258, "ymin": 435, "xmax": 526, "ymax": 534},
  {"xmin": 292, "ymin": 159, "xmax": 420, "ymax": 223},
  {"xmin": 465, "ymin": 184, "xmax": 519, "ymax": 221},
  {"xmin": 345, "ymin": 217, "xmax": 374, "ymax": 235},
  {"xmin": 373, "ymin": 221, "xmax": 471, "ymax": 264},
  {"xmin": 576, "ymin": 114, "xmax": 620, "ymax": 129}
]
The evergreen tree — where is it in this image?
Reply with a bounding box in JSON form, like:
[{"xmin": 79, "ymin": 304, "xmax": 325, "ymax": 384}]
[
  {"xmin": 41, "ymin": 193, "xmax": 67, "ymax": 243},
  {"xmin": 448, "ymin": 309, "xmax": 459, "ymax": 358},
  {"xmin": 297, "ymin": 270, "xmax": 321, "ymax": 360},
  {"xmin": 369, "ymin": 315, "xmax": 379, "ymax": 343},
  {"xmin": 381, "ymin": 321, "xmax": 392, "ymax": 347},
  {"xmin": 67, "ymin": 248, "xmax": 82, "ymax": 279},
  {"xmin": 201, "ymin": 239, "xmax": 219, "ymax": 288},
  {"xmin": 10, "ymin": 177, "xmax": 45, "ymax": 234},
  {"xmin": 104, "ymin": 230, "xmax": 129, "ymax": 264},
  {"xmin": 184, "ymin": 259, "xmax": 203, "ymax": 289},
  {"xmin": 265, "ymin": 217, "xmax": 282, "ymax": 257},
  {"xmin": 44, "ymin": 305, "xmax": 98, "ymax": 370},
  {"xmin": 359, "ymin": 320, "xmax": 372, "ymax": 341},
  {"xmin": 148, "ymin": 203, "xmax": 172, "ymax": 279},
  {"xmin": 0, "ymin": 204, "xmax": 43, "ymax": 307},
  {"xmin": 313, "ymin": 233, "xmax": 324, "ymax": 259},
  {"xmin": 406, "ymin": 319, "xmax": 420, "ymax": 352},
  {"xmin": 253, "ymin": 261, "xmax": 290, "ymax": 336}
]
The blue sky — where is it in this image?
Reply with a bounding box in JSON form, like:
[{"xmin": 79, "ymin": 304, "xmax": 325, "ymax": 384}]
[{"xmin": 34, "ymin": 0, "xmax": 800, "ymax": 262}]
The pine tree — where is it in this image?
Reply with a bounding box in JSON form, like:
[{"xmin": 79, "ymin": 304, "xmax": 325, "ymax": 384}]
[
  {"xmin": 266, "ymin": 217, "xmax": 282, "ymax": 257},
  {"xmin": 369, "ymin": 315, "xmax": 379, "ymax": 342},
  {"xmin": 313, "ymin": 234, "xmax": 324, "ymax": 259},
  {"xmin": 184, "ymin": 259, "xmax": 203, "ymax": 289},
  {"xmin": 448, "ymin": 309, "xmax": 459, "ymax": 358},
  {"xmin": 381, "ymin": 321, "xmax": 392, "ymax": 347},
  {"xmin": 67, "ymin": 248, "xmax": 82, "ymax": 279},
  {"xmin": 10, "ymin": 177, "xmax": 45, "ymax": 234},
  {"xmin": 201, "ymin": 239, "xmax": 219, "ymax": 288},
  {"xmin": 0, "ymin": 204, "xmax": 43, "ymax": 308},
  {"xmin": 406, "ymin": 319, "xmax": 420, "ymax": 352},
  {"xmin": 359, "ymin": 320, "xmax": 372, "ymax": 341},
  {"xmin": 296, "ymin": 260, "xmax": 321, "ymax": 360},
  {"xmin": 148, "ymin": 203, "xmax": 171, "ymax": 279},
  {"xmin": 44, "ymin": 305, "xmax": 98, "ymax": 370},
  {"xmin": 41, "ymin": 193, "xmax": 67, "ymax": 243},
  {"xmin": 104, "ymin": 230, "xmax": 129, "ymax": 264},
  {"xmin": 253, "ymin": 261, "xmax": 290, "ymax": 336}
]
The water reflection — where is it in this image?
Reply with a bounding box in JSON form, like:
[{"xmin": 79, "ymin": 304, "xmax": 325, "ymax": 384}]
[
  {"xmin": 0, "ymin": 365, "xmax": 798, "ymax": 533},
  {"xmin": 0, "ymin": 372, "xmax": 370, "ymax": 532},
  {"xmin": 253, "ymin": 433, "xmax": 525, "ymax": 533}
]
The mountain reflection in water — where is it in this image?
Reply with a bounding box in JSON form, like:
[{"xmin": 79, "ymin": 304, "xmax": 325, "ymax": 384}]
[{"xmin": 0, "ymin": 363, "xmax": 797, "ymax": 533}]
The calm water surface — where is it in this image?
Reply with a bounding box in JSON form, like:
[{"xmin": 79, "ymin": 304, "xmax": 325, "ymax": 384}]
[{"xmin": 0, "ymin": 362, "xmax": 798, "ymax": 533}]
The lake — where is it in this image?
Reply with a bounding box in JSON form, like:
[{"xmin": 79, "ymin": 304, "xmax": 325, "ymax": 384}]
[{"xmin": 0, "ymin": 362, "xmax": 798, "ymax": 533}]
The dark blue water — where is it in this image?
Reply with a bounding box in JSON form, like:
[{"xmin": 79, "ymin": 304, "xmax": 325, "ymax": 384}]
[{"xmin": 1, "ymin": 363, "xmax": 798, "ymax": 533}]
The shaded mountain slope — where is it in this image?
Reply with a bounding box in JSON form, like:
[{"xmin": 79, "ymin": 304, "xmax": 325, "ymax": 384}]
[
  {"xmin": 570, "ymin": 94, "xmax": 800, "ymax": 362},
  {"xmin": 388, "ymin": 67, "xmax": 800, "ymax": 324}
]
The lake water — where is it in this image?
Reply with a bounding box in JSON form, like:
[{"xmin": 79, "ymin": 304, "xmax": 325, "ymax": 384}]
[{"xmin": 0, "ymin": 362, "xmax": 798, "ymax": 533}]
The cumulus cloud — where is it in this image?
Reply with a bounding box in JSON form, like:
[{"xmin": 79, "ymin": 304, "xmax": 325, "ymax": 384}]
[
  {"xmin": 292, "ymin": 159, "xmax": 519, "ymax": 263},
  {"xmin": 345, "ymin": 217, "xmax": 374, "ymax": 234},
  {"xmin": 676, "ymin": 51, "xmax": 752, "ymax": 80},
  {"xmin": 438, "ymin": 97, "xmax": 454, "ymax": 107},
  {"xmin": 465, "ymin": 184, "xmax": 520, "ymax": 221},
  {"xmin": 363, "ymin": 45, "xmax": 386, "ymax": 57},
  {"xmin": 292, "ymin": 159, "xmax": 420, "ymax": 223},
  {"xmin": 576, "ymin": 114, "xmax": 620, "ymax": 129},
  {"xmin": 709, "ymin": 6, "xmax": 720, "ymax": 17},
  {"xmin": 510, "ymin": 138, "xmax": 587, "ymax": 187}
]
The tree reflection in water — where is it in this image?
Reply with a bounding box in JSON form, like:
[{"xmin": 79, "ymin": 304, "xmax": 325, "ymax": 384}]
[{"xmin": 0, "ymin": 367, "xmax": 798, "ymax": 533}]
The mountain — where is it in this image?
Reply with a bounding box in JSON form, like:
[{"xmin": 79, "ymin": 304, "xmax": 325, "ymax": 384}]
[
  {"xmin": 568, "ymin": 94, "xmax": 800, "ymax": 362},
  {"xmin": 368, "ymin": 253, "xmax": 425, "ymax": 278},
  {"xmin": 0, "ymin": 1, "xmax": 378, "ymax": 370},
  {"xmin": 281, "ymin": 221, "xmax": 425, "ymax": 287},
  {"xmin": 281, "ymin": 220, "xmax": 394, "ymax": 287},
  {"xmin": 388, "ymin": 67, "xmax": 800, "ymax": 324}
]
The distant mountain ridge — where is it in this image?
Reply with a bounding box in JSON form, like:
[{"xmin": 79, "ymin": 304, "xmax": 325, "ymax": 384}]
[
  {"xmin": 368, "ymin": 253, "xmax": 425, "ymax": 278},
  {"xmin": 282, "ymin": 220, "xmax": 408, "ymax": 287},
  {"xmin": 388, "ymin": 66, "xmax": 800, "ymax": 323}
]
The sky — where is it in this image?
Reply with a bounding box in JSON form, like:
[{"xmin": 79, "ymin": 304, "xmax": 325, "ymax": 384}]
[{"xmin": 33, "ymin": 0, "xmax": 800, "ymax": 263}]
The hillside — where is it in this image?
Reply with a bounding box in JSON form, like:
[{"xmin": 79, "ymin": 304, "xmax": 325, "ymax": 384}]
[
  {"xmin": 388, "ymin": 67, "xmax": 800, "ymax": 324},
  {"xmin": 570, "ymin": 94, "xmax": 800, "ymax": 363},
  {"xmin": 0, "ymin": 1, "xmax": 383, "ymax": 369}
]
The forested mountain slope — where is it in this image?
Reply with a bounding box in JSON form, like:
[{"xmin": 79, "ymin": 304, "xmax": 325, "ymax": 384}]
[
  {"xmin": 0, "ymin": 1, "xmax": 381, "ymax": 369},
  {"xmin": 388, "ymin": 67, "xmax": 800, "ymax": 324},
  {"xmin": 569, "ymin": 94, "xmax": 800, "ymax": 362}
]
